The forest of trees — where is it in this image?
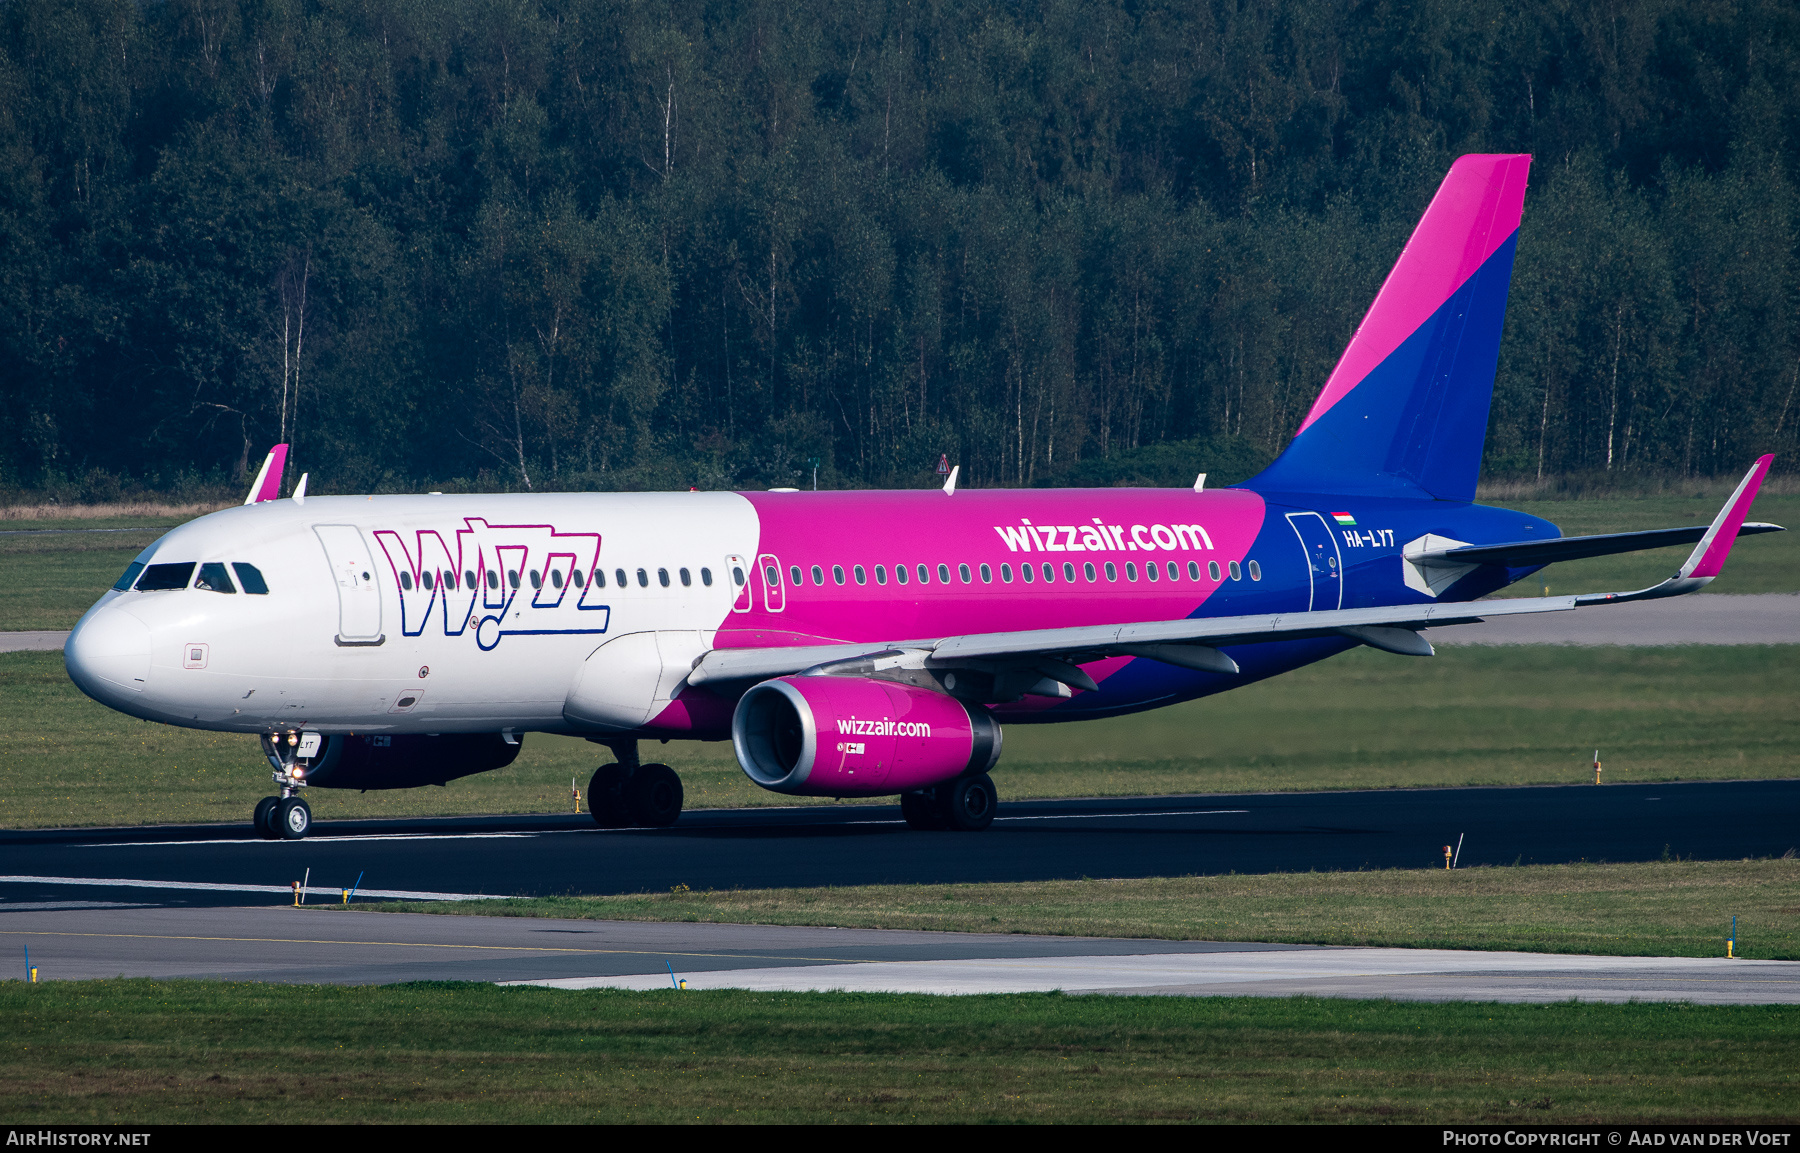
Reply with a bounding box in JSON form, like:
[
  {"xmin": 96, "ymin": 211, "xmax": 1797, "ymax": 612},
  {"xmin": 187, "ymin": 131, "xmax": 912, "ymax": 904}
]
[{"xmin": 1, "ymin": 0, "xmax": 1797, "ymax": 496}]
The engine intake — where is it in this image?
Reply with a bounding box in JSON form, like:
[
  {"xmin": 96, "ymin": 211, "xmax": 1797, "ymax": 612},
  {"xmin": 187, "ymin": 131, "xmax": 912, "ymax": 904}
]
[
  {"xmin": 732, "ymin": 675, "xmax": 1001, "ymax": 796},
  {"xmin": 300, "ymin": 732, "xmax": 523, "ymax": 790}
]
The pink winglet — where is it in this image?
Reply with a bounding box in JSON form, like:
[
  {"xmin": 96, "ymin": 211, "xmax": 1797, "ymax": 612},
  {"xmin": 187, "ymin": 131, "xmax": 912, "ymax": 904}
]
[
  {"xmin": 1295, "ymin": 154, "xmax": 1532, "ymax": 437},
  {"xmin": 1685, "ymin": 454, "xmax": 1774, "ymax": 579},
  {"xmin": 252, "ymin": 444, "xmax": 289, "ymax": 503}
]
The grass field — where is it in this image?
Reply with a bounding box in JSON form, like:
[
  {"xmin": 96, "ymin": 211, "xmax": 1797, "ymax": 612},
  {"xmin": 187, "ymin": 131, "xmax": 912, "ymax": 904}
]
[
  {"xmin": 0, "ymin": 492, "xmax": 1793, "ymax": 633},
  {"xmin": 4, "ymin": 643, "xmax": 1797, "ymax": 829},
  {"xmin": 1, "ymin": 979, "xmax": 1793, "ymax": 1122},
  {"xmin": 364, "ymin": 859, "xmax": 1800, "ymax": 959}
]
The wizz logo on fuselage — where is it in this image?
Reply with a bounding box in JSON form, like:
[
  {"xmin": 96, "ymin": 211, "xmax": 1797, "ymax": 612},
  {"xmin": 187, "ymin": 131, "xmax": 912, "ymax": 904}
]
[{"xmin": 372, "ymin": 519, "xmax": 609, "ymax": 650}]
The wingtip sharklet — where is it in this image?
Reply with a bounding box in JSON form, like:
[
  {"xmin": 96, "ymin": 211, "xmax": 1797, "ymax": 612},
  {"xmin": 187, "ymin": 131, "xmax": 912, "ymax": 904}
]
[
  {"xmin": 245, "ymin": 444, "xmax": 289, "ymax": 504},
  {"xmin": 1682, "ymin": 453, "xmax": 1774, "ymax": 581}
]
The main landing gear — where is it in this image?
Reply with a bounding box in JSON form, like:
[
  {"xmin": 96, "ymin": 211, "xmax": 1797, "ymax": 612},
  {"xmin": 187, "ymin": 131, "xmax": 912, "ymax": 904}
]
[
  {"xmin": 253, "ymin": 731, "xmax": 314, "ymax": 840},
  {"xmin": 587, "ymin": 739, "xmax": 684, "ymax": 829},
  {"xmin": 900, "ymin": 773, "xmax": 998, "ymax": 832}
]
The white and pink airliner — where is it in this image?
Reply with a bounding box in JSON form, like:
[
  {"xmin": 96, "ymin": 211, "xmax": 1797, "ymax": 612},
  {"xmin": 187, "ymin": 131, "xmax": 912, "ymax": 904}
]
[{"xmin": 65, "ymin": 154, "xmax": 1781, "ymax": 839}]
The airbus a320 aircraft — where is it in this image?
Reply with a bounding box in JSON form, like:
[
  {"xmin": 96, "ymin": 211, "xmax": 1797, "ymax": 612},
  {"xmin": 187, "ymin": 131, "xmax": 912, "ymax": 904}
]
[{"xmin": 65, "ymin": 154, "xmax": 1781, "ymax": 840}]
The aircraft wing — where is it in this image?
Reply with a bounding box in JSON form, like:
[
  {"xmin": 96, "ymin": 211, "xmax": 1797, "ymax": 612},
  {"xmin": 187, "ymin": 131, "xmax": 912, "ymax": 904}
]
[
  {"xmin": 1410, "ymin": 522, "xmax": 1782, "ymax": 568},
  {"xmin": 686, "ymin": 455, "xmax": 1777, "ymax": 692}
]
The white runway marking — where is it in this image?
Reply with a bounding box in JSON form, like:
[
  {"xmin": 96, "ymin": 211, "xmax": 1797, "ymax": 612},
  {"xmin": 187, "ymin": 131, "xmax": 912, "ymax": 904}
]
[
  {"xmin": 81, "ymin": 832, "xmax": 536, "ymax": 848},
  {"xmin": 0, "ymin": 874, "xmax": 508, "ymax": 902},
  {"xmin": 510, "ymin": 947, "xmax": 1800, "ymax": 1001},
  {"xmin": 996, "ymin": 809, "xmax": 1249, "ymax": 821}
]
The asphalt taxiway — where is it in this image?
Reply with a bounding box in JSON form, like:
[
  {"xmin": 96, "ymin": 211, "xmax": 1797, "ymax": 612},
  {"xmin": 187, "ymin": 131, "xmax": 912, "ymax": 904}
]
[{"xmin": 2, "ymin": 904, "xmax": 1792, "ymax": 1003}]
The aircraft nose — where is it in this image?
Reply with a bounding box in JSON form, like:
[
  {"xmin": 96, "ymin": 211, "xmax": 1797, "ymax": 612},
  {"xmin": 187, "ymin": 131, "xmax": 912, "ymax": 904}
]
[{"xmin": 65, "ymin": 605, "xmax": 153, "ymax": 705}]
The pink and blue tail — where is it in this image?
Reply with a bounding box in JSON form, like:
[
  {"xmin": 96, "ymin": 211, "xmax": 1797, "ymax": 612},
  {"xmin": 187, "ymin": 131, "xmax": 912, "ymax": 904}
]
[{"xmin": 1247, "ymin": 154, "xmax": 1532, "ymax": 503}]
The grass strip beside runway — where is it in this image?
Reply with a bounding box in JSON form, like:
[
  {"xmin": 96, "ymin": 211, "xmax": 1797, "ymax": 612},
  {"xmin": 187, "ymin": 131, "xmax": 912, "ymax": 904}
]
[
  {"xmin": 364, "ymin": 859, "xmax": 1800, "ymax": 960},
  {"xmin": 1, "ymin": 980, "xmax": 1793, "ymax": 1123},
  {"xmin": 6, "ymin": 645, "xmax": 1800, "ymax": 828}
]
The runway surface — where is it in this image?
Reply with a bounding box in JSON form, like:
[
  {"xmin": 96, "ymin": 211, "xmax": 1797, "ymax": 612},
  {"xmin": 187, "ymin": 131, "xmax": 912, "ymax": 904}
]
[
  {"xmin": 1, "ymin": 780, "xmax": 1794, "ymax": 911},
  {"xmin": 3, "ymin": 903, "xmax": 1791, "ymax": 1003},
  {"xmin": 1429, "ymin": 592, "xmax": 1800, "ymax": 645}
]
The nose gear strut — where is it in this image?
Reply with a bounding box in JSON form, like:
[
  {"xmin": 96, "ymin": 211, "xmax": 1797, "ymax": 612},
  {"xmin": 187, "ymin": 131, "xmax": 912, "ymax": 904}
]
[{"xmin": 253, "ymin": 730, "xmax": 314, "ymax": 839}]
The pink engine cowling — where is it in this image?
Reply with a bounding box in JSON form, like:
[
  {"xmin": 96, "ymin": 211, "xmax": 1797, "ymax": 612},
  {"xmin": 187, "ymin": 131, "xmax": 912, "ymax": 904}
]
[{"xmin": 731, "ymin": 674, "xmax": 1002, "ymax": 797}]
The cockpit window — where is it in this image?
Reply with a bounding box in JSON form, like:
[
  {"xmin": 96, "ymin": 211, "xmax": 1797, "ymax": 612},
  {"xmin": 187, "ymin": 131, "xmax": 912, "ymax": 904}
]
[
  {"xmin": 135, "ymin": 562, "xmax": 196, "ymax": 591},
  {"xmin": 233, "ymin": 563, "xmax": 270, "ymax": 595},
  {"xmin": 194, "ymin": 562, "xmax": 237, "ymax": 594},
  {"xmin": 113, "ymin": 562, "xmax": 145, "ymax": 591}
]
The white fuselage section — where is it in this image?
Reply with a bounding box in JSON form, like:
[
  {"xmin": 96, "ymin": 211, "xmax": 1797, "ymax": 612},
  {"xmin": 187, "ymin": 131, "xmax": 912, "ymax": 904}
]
[{"xmin": 65, "ymin": 493, "xmax": 760, "ymax": 735}]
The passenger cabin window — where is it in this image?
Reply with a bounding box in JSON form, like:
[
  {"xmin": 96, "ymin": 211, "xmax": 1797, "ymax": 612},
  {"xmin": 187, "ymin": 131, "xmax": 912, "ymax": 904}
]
[
  {"xmin": 832, "ymin": 565, "xmax": 845, "ymax": 585},
  {"xmin": 701, "ymin": 567, "xmax": 713, "ymax": 586},
  {"xmin": 1229, "ymin": 561, "xmax": 1242, "ymax": 581},
  {"xmin": 1083, "ymin": 562, "xmax": 1096, "ymax": 582},
  {"xmin": 811, "ymin": 565, "xmax": 824, "ymax": 585},
  {"xmin": 1167, "ymin": 561, "xmax": 1181, "ymax": 580},
  {"xmin": 1145, "ymin": 562, "xmax": 1159, "ymax": 582},
  {"xmin": 550, "ymin": 570, "xmax": 563, "ymax": 589},
  {"xmin": 937, "ymin": 564, "xmax": 950, "ymax": 584},
  {"xmin": 1062, "ymin": 562, "xmax": 1076, "ymax": 582},
  {"xmin": 1041, "ymin": 563, "xmax": 1055, "ymax": 583},
  {"xmin": 232, "ymin": 563, "xmax": 270, "ymax": 595},
  {"xmin": 1248, "ymin": 560, "xmax": 1262, "ymax": 581},
  {"xmin": 400, "ymin": 571, "xmax": 414, "ymax": 590},
  {"xmin": 618, "ymin": 569, "xmax": 630, "ymax": 588},
  {"xmin": 531, "ymin": 570, "xmax": 544, "ymax": 589},
  {"xmin": 875, "ymin": 565, "xmax": 887, "ymax": 585},
  {"xmin": 999, "ymin": 563, "xmax": 1012, "ymax": 583},
  {"xmin": 659, "ymin": 568, "xmax": 671, "ymax": 588},
  {"xmin": 590, "ymin": 568, "xmax": 603, "ymax": 588},
  {"xmin": 980, "ymin": 563, "xmax": 992, "ymax": 583},
  {"xmin": 135, "ymin": 562, "xmax": 195, "ymax": 591},
  {"xmin": 113, "ymin": 561, "xmax": 145, "ymax": 591},
  {"xmin": 195, "ymin": 562, "xmax": 236, "ymax": 593},
  {"xmin": 853, "ymin": 565, "xmax": 866, "ymax": 585},
  {"xmin": 570, "ymin": 570, "xmax": 582, "ymax": 588},
  {"xmin": 1021, "ymin": 563, "xmax": 1033, "ymax": 583},
  {"xmin": 465, "ymin": 569, "xmax": 477, "ymax": 588},
  {"xmin": 1104, "ymin": 562, "xmax": 1117, "ymax": 580},
  {"xmin": 638, "ymin": 568, "xmax": 650, "ymax": 588},
  {"xmin": 422, "ymin": 571, "xmax": 435, "ymax": 589},
  {"xmin": 508, "ymin": 569, "xmax": 521, "ymax": 589},
  {"xmin": 895, "ymin": 565, "xmax": 908, "ymax": 585},
  {"xmin": 1187, "ymin": 562, "xmax": 1201, "ymax": 581},
  {"xmin": 487, "ymin": 571, "xmax": 501, "ymax": 589},
  {"xmin": 680, "ymin": 567, "xmax": 692, "ymax": 587},
  {"xmin": 1208, "ymin": 561, "xmax": 1221, "ymax": 581},
  {"xmin": 916, "ymin": 564, "xmax": 929, "ymax": 584},
  {"xmin": 789, "ymin": 565, "xmax": 802, "ymax": 585},
  {"xmin": 959, "ymin": 563, "xmax": 972, "ymax": 583}
]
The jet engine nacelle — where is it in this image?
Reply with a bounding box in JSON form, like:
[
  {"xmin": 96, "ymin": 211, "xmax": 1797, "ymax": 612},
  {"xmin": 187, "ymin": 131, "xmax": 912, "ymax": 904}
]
[
  {"xmin": 731, "ymin": 675, "xmax": 1001, "ymax": 797},
  {"xmin": 299, "ymin": 732, "xmax": 523, "ymax": 790}
]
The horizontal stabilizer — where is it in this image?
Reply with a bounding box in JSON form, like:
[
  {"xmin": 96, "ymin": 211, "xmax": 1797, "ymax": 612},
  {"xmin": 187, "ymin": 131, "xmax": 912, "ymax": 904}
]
[{"xmin": 1416, "ymin": 522, "xmax": 1783, "ymax": 569}]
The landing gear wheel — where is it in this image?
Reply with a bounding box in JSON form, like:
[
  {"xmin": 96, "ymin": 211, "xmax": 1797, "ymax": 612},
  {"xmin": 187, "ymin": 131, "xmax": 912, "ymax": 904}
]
[
  {"xmin": 900, "ymin": 790, "xmax": 948, "ymax": 830},
  {"xmin": 587, "ymin": 765, "xmax": 632, "ymax": 828},
  {"xmin": 275, "ymin": 796, "xmax": 312, "ymax": 840},
  {"xmin": 627, "ymin": 764, "xmax": 683, "ymax": 827},
  {"xmin": 937, "ymin": 773, "xmax": 997, "ymax": 832},
  {"xmin": 252, "ymin": 796, "xmax": 280, "ymax": 839}
]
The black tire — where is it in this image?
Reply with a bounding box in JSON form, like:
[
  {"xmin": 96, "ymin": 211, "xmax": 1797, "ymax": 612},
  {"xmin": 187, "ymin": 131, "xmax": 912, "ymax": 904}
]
[
  {"xmin": 252, "ymin": 796, "xmax": 280, "ymax": 839},
  {"xmin": 937, "ymin": 773, "xmax": 997, "ymax": 832},
  {"xmin": 587, "ymin": 764, "xmax": 632, "ymax": 828},
  {"xmin": 275, "ymin": 796, "xmax": 312, "ymax": 840},
  {"xmin": 627, "ymin": 763, "xmax": 683, "ymax": 827},
  {"xmin": 900, "ymin": 790, "xmax": 947, "ymax": 830}
]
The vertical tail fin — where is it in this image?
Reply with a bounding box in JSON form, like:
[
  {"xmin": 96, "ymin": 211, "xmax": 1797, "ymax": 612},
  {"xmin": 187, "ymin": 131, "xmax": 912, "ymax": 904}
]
[
  {"xmin": 244, "ymin": 444, "xmax": 289, "ymax": 504},
  {"xmin": 1245, "ymin": 154, "xmax": 1532, "ymax": 502}
]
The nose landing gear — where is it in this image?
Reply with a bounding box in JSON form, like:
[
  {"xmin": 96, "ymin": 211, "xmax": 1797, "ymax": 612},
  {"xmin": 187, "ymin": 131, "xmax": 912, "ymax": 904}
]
[
  {"xmin": 586, "ymin": 739, "xmax": 684, "ymax": 829},
  {"xmin": 254, "ymin": 731, "xmax": 315, "ymax": 839}
]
